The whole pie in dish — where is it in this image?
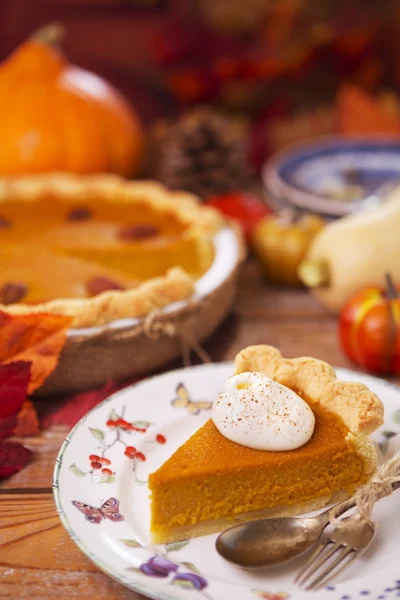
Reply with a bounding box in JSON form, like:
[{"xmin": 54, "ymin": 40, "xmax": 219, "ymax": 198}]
[
  {"xmin": 0, "ymin": 174, "xmax": 223, "ymax": 328},
  {"xmin": 149, "ymin": 345, "xmax": 384, "ymax": 544}
]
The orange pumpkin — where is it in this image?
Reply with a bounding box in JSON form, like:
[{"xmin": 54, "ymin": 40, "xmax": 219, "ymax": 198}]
[
  {"xmin": 339, "ymin": 274, "xmax": 400, "ymax": 374},
  {"xmin": 0, "ymin": 24, "xmax": 144, "ymax": 177}
]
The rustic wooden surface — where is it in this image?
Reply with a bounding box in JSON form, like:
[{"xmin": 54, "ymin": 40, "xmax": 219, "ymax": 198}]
[{"xmin": 1, "ymin": 258, "xmax": 398, "ymax": 599}]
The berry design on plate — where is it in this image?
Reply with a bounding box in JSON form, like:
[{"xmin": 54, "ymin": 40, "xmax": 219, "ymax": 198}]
[
  {"xmin": 156, "ymin": 434, "xmax": 166, "ymax": 444},
  {"xmin": 140, "ymin": 556, "xmax": 178, "ymax": 578},
  {"xmin": 69, "ymin": 405, "xmax": 152, "ymax": 484},
  {"xmin": 171, "ymin": 383, "xmax": 212, "ymax": 415},
  {"xmin": 130, "ymin": 553, "xmax": 208, "ymax": 593}
]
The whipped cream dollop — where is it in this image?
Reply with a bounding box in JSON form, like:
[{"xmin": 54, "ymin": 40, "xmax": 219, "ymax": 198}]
[{"xmin": 212, "ymin": 372, "xmax": 315, "ymax": 451}]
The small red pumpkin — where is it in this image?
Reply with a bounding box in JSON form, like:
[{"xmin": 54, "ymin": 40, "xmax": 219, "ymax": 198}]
[
  {"xmin": 339, "ymin": 274, "xmax": 400, "ymax": 374},
  {"xmin": 0, "ymin": 24, "xmax": 143, "ymax": 177}
]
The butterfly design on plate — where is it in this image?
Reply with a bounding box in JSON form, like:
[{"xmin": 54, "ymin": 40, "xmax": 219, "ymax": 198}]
[
  {"xmin": 72, "ymin": 497, "xmax": 124, "ymax": 524},
  {"xmin": 171, "ymin": 383, "xmax": 213, "ymax": 416}
]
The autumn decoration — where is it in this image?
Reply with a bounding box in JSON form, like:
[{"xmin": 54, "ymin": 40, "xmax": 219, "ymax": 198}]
[
  {"xmin": 206, "ymin": 192, "xmax": 271, "ymax": 242},
  {"xmin": 298, "ymin": 186, "xmax": 400, "ymax": 312},
  {"xmin": 0, "ymin": 23, "xmax": 143, "ymax": 177},
  {"xmin": 0, "ymin": 311, "xmax": 72, "ymax": 478},
  {"xmin": 339, "ymin": 274, "xmax": 400, "ymax": 375},
  {"xmin": 251, "ymin": 210, "xmax": 325, "ymax": 286}
]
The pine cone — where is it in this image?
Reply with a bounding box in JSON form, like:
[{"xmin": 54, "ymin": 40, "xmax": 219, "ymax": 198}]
[{"xmin": 152, "ymin": 108, "xmax": 254, "ymax": 200}]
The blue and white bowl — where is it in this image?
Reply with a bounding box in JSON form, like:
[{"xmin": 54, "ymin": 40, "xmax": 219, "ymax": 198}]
[{"xmin": 262, "ymin": 135, "xmax": 400, "ymax": 217}]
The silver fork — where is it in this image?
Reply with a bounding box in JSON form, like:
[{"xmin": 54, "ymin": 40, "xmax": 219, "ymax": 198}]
[{"xmin": 295, "ymin": 513, "xmax": 375, "ymax": 591}]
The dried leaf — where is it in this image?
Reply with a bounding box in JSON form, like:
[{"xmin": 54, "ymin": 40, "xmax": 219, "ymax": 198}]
[
  {"xmin": 89, "ymin": 427, "xmax": 104, "ymax": 441},
  {"xmin": 0, "ymin": 362, "xmax": 31, "ymax": 439},
  {"xmin": 0, "ymin": 311, "xmax": 72, "ymax": 393},
  {"xmin": 0, "ymin": 440, "xmax": 32, "ymax": 478},
  {"xmin": 13, "ymin": 399, "xmax": 40, "ymax": 437},
  {"xmin": 40, "ymin": 376, "xmax": 141, "ymax": 429}
]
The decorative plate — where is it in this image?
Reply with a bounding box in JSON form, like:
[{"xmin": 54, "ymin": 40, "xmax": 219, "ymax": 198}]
[
  {"xmin": 263, "ymin": 135, "xmax": 400, "ymax": 217},
  {"xmin": 54, "ymin": 363, "xmax": 400, "ymax": 600}
]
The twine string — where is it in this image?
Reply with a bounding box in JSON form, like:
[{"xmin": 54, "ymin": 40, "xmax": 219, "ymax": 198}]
[
  {"xmin": 329, "ymin": 449, "xmax": 400, "ymax": 529},
  {"xmin": 71, "ymin": 307, "xmax": 211, "ymax": 367}
]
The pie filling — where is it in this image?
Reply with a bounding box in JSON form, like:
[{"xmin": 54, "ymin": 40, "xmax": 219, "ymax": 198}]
[
  {"xmin": 149, "ymin": 408, "xmax": 368, "ymax": 543},
  {"xmin": 0, "ymin": 197, "xmax": 215, "ymax": 304}
]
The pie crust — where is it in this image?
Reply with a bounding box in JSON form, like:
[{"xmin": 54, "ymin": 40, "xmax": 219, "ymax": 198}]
[{"xmin": 0, "ymin": 174, "xmax": 223, "ymax": 328}]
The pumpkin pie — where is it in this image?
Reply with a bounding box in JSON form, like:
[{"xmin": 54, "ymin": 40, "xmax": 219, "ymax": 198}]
[
  {"xmin": 149, "ymin": 345, "xmax": 384, "ymax": 544},
  {"xmin": 0, "ymin": 174, "xmax": 223, "ymax": 328}
]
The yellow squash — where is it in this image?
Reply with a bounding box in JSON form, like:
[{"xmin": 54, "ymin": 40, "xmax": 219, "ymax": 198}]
[{"xmin": 298, "ymin": 187, "xmax": 400, "ymax": 312}]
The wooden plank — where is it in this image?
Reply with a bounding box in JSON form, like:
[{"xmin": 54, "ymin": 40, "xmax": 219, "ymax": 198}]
[
  {"xmin": 0, "ymin": 566, "xmax": 139, "ymax": 599},
  {"xmin": 0, "ymin": 428, "xmax": 68, "ymax": 490},
  {"xmin": 0, "ymin": 494, "xmax": 145, "ymax": 599},
  {"xmin": 235, "ymin": 260, "xmax": 330, "ymax": 320}
]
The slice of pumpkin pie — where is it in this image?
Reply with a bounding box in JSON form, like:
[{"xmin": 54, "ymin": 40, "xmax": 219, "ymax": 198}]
[{"xmin": 149, "ymin": 345, "xmax": 384, "ymax": 544}]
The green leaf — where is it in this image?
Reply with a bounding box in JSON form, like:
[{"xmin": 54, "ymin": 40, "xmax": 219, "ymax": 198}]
[
  {"xmin": 108, "ymin": 408, "xmax": 119, "ymax": 422},
  {"xmin": 165, "ymin": 539, "xmax": 190, "ymax": 553},
  {"xmin": 89, "ymin": 427, "xmax": 105, "ymax": 441},
  {"xmin": 126, "ymin": 567, "xmax": 142, "ymax": 574},
  {"xmin": 392, "ymin": 409, "xmax": 400, "ymax": 425},
  {"xmin": 180, "ymin": 561, "xmax": 199, "ymax": 574},
  {"xmin": 132, "ymin": 420, "xmax": 152, "ymax": 428},
  {"xmin": 171, "ymin": 579, "xmax": 194, "ymax": 589},
  {"xmin": 69, "ymin": 463, "xmax": 86, "ymax": 477},
  {"xmin": 119, "ymin": 539, "xmax": 143, "ymax": 548},
  {"xmin": 100, "ymin": 473, "xmax": 115, "ymax": 484}
]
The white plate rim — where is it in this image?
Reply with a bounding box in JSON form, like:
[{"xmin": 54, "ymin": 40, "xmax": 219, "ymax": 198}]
[{"xmin": 53, "ymin": 363, "xmax": 400, "ymax": 600}]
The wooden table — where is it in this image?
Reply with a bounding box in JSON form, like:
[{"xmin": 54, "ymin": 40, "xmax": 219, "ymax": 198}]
[{"xmin": 1, "ymin": 259, "xmax": 396, "ymax": 599}]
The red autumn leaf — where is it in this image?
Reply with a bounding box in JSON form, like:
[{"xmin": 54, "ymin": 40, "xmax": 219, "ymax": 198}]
[
  {"xmin": 41, "ymin": 381, "xmax": 116, "ymax": 429},
  {"xmin": 0, "ymin": 361, "xmax": 31, "ymax": 439},
  {"xmin": 0, "ymin": 311, "xmax": 72, "ymax": 393},
  {"xmin": 13, "ymin": 399, "xmax": 40, "ymax": 437},
  {"xmin": 40, "ymin": 375, "xmax": 141, "ymax": 429},
  {"xmin": 0, "ymin": 440, "xmax": 33, "ymax": 478}
]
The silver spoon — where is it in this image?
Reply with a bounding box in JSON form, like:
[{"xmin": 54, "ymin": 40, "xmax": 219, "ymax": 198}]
[
  {"xmin": 216, "ymin": 478, "xmax": 400, "ymax": 568},
  {"xmin": 215, "ymin": 496, "xmax": 358, "ymax": 568}
]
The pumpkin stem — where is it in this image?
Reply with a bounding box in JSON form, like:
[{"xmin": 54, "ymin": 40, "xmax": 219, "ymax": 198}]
[
  {"xmin": 30, "ymin": 22, "xmax": 65, "ymax": 46},
  {"xmin": 385, "ymin": 272, "xmax": 398, "ymax": 299},
  {"xmin": 298, "ymin": 258, "xmax": 330, "ymax": 288}
]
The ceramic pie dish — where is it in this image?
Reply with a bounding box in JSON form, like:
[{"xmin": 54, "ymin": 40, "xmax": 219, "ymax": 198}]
[{"xmin": 0, "ymin": 174, "xmax": 244, "ymax": 395}]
